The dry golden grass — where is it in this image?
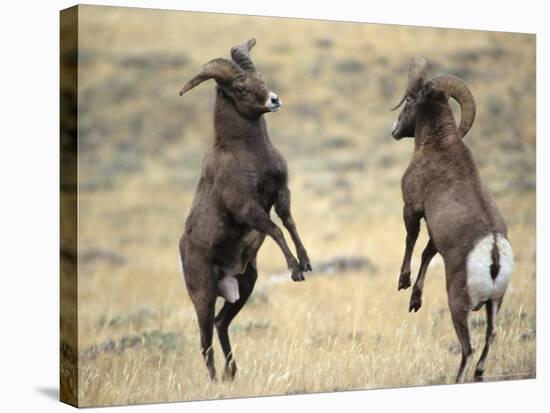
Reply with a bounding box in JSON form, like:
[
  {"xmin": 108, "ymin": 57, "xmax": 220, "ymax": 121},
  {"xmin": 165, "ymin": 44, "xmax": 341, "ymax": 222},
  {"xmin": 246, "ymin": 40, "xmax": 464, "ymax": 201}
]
[{"xmin": 67, "ymin": 5, "xmax": 536, "ymax": 407}]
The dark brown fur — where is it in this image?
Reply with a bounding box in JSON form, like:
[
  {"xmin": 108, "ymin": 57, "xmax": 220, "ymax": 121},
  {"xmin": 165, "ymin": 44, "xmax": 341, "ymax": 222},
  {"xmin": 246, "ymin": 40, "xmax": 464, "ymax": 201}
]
[
  {"xmin": 179, "ymin": 45, "xmax": 310, "ymax": 381},
  {"xmin": 392, "ymin": 82, "xmax": 509, "ymax": 383}
]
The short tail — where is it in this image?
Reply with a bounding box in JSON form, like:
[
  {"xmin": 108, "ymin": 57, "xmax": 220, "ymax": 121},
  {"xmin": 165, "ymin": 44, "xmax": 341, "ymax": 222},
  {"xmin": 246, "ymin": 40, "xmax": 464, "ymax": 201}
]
[{"xmin": 490, "ymin": 233, "xmax": 500, "ymax": 280}]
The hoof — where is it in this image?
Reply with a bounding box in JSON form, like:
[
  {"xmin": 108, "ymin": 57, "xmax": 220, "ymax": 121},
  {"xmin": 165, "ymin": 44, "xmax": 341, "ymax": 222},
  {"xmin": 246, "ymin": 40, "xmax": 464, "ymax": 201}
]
[
  {"xmin": 409, "ymin": 289, "xmax": 422, "ymax": 312},
  {"xmin": 298, "ymin": 251, "xmax": 312, "ymax": 272},
  {"xmin": 291, "ymin": 269, "xmax": 306, "ymax": 282},
  {"xmin": 398, "ymin": 271, "xmax": 411, "ymax": 290},
  {"xmin": 474, "ymin": 369, "xmax": 485, "ymax": 382},
  {"xmin": 223, "ymin": 363, "xmax": 237, "ymax": 381}
]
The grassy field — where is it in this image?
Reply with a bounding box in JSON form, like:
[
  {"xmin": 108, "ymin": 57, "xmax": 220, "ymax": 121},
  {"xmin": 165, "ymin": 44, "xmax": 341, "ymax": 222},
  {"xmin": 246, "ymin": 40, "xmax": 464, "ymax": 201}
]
[{"xmin": 63, "ymin": 5, "xmax": 535, "ymax": 407}]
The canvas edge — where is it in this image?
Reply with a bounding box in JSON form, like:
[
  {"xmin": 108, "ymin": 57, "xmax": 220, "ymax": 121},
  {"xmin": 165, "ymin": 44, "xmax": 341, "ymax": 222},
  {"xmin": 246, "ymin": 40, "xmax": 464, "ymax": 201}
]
[{"xmin": 60, "ymin": 4, "xmax": 79, "ymax": 408}]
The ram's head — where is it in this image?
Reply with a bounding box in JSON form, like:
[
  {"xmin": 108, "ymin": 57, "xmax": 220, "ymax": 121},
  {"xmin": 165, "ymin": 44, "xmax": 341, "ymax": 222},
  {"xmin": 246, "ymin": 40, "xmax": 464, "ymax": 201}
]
[
  {"xmin": 391, "ymin": 56, "xmax": 476, "ymax": 140},
  {"xmin": 180, "ymin": 39, "xmax": 282, "ymax": 117}
]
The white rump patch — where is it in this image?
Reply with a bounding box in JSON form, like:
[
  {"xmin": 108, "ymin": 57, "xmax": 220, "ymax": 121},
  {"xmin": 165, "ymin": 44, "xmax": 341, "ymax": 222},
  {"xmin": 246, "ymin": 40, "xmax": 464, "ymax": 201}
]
[
  {"xmin": 466, "ymin": 233, "xmax": 514, "ymax": 310},
  {"xmin": 218, "ymin": 276, "xmax": 240, "ymax": 303}
]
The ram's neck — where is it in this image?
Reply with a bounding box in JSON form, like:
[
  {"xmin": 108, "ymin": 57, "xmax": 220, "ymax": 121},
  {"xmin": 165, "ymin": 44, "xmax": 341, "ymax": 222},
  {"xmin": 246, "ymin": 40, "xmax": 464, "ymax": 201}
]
[
  {"xmin": 213, "ymin": 92, "xmax": 269, "ymax": 149},
  {"xmin": 414, "ymin": 102, "xmax": 459, "ymax": 150}
]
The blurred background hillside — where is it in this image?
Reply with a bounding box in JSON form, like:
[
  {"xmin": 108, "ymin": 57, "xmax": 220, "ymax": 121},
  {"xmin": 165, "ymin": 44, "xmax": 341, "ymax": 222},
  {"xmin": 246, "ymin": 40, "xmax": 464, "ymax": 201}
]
[{"xmin": 64, "ymin": 5, "xmax": 535, "ymax": 407}]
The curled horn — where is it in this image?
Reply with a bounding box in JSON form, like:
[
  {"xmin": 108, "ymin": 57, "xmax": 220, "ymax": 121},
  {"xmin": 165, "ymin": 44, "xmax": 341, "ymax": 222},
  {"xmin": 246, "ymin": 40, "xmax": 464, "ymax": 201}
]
[
  {"xmin": 390, "ymin": 56, "xmax": 428, "ymax": 111},
  {"xmin": 231, "ymin": 38, "xmax": 257, "ymax": 72},
  {"xmin": 179, "ymin": 58, "xmax": 243, "ymax": 96},
  {"xmin": 431, "ymin": 75, "xmax": 476, "ymax": 138}
]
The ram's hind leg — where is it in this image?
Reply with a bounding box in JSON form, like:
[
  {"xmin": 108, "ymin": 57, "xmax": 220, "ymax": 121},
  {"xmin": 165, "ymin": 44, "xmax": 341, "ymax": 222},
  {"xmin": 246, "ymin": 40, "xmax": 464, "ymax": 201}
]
[
  {"xmin": 215, "ymin": 258, "xmax": 258, "ymax": 380},
  {"xmin": 184, "ymin": 255, "xmax": 218, "ymax": 381},
  {"xmin": 474, "ymin": 299, "xmax": 498, "ymax": 381},
  {"xmin": 448, "ymin": 277, "xmax": 473, "ymax": 384}
]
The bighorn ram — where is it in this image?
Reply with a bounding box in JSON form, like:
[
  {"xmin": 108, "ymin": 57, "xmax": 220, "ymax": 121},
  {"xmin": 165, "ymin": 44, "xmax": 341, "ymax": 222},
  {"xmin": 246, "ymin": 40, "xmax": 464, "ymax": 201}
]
[
  {"xmin": 391, "ymin": 57, "xmax": 513, "ymax": 383},
  {"xmin": 178, "ymin": 39, "xmax": 311, "ymax": 381}
]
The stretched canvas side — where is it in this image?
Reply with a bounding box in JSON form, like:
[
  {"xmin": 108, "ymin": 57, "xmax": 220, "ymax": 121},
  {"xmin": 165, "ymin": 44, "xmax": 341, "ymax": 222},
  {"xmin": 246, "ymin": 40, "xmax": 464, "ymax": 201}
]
[{"xmin": 60, "ymin": 5, "xmax": 79, "ymax": 407}]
